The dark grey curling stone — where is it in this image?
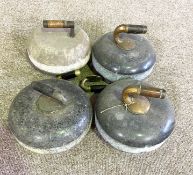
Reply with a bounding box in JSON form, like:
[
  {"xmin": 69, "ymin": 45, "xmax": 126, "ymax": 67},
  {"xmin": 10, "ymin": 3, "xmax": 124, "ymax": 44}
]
[
  {"xmin": 8, "ymin": 79, "xmax": 92, "ymax": 154},
  {"xmin": 92, "ymin": 24, "xmax": 156, "ymax": 82},
  {"xmin": 95, "ymin": 79, "xmax": 175, "ymax": 153}
]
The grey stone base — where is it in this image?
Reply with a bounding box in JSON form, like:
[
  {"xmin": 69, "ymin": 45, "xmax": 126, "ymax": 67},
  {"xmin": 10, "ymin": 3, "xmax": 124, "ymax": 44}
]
[
  {"xmin": 95, "ymin": 116, "xmax": 165, "ymax": 153},
  {"xmin": 28, "ymin": 50, "xmax": 90, "ymax": 74},
  {"xmin": 14, "ymin": 119, "xmax": 92, "ymax": 154},
  {"xmin": 92, "ymin": 54, "xmax": 154, "ymax": 82}
]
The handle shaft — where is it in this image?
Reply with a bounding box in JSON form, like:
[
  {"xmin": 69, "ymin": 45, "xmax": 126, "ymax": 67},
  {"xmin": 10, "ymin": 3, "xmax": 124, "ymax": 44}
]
[
  {"xmin": 32, "ymin": 81, "xmax": 54, "ymax": 97},
  {"xmin": 43, "ymin": 20, "xmax": 75, "ymax": 37},
  {"xmin": 43, "ymin": 20, "xmax": 74, "ymax": 28},
  {"xmin": 126, "ymin": 24, "xmax": 147, "ymax": 34},
  {"xmin": 140, "ymin": 86, "xmax": 166, "ymax": 99},
  {"xmin": 57, "ymin": 70, "xmax": 81, "ymax": 80},
  {"xmin": 31, "ymin": 81, "xmax": 65, "ymax": 104}
]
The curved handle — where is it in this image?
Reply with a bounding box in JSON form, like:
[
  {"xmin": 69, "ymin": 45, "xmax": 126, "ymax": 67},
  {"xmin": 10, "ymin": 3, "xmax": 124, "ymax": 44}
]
[
  {"xmin": 80, "ymin": 75, "xmax": 107, "ymax": 93},
  {"xmin": 113, "ymin": 24, "xmax": 147, "ymax": 50},
  {"xmin": 122, "ymin": 85, "xmax": 166, "ymax": 114},
  {"xmin": 43, "ymin": 20, "xmax": 75, "ymax": 37}
]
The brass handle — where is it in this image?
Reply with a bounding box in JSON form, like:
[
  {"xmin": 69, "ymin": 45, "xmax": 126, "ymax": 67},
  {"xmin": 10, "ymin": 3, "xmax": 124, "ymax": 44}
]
[
  {"xmin": 43, "ymin": 20, "xmax": 75, "ymax": 37},
  {"xmin": 56, "ymin": 70, "xmax": 81, "ymax": 80},
  {"xmin": 113, "ymin": 24, "xmax": 147, "ymax": 50},
  {"xmin": 122, "ymin": 85, "xmax": 166, "ymax": 114},
  {"xmin": 80, "ymin": 75, "xmax": 107, "ymax": 93}
]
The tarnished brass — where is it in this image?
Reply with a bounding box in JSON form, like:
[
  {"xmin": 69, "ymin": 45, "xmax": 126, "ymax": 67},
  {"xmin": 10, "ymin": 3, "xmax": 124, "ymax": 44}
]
[
  {"xmin": 75, "ymin": 70, "xmax": 81, "ymax": 76},
  {"xmin": 43, "ymin": 20, "xmax": 75, "ymax": 37},
  {"xmin": 56, "ymin": 69, "xmax": 81, "ymax": 80},
  {"xmin": 122, "ymin": 85, "xmax": 166, "ymax": 114},
  {"xmin": 80, "ymin": 75, "xmax": 106, "ymax": 92},
  {"xmin": 113, "ymin": 24, "xmax": 147, "ymax": 50},
  {"xmin": 43, "ymin": 20, "xmax": 74, "ymax": 28},
  {"xmin": 80, "ymin": 78, "xmax": 91, "ymax": 91}
]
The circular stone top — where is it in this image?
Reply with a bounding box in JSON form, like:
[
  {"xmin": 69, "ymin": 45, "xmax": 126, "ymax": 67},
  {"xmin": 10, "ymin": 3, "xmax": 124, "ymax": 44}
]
[
  {"xmin": 95, "ymin": 79, "xmax": 175, "ymax": 148},
  {"xmin": 8, "ymin": 79, "xmax": 92, "ymax": 151},
  {"xmin": 92, "ymin": 32, "xmax": 156, "ymax": 75},
  {"xmin": 27, "ymin": 25, "xmax": 91, "ymax": 74}
]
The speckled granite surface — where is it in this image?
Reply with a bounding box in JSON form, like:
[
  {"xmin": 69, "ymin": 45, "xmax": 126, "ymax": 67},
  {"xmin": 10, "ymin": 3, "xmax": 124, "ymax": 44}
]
[{"xmin": 0, "ymin": 0, "xmax": 193, "ymax": 174}]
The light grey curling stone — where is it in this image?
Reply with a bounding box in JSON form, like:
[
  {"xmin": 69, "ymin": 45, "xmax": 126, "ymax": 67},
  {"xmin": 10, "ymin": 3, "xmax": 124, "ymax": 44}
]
[
  {"xmin": 27, "ymin": 20, "xmax": 91, "ymax": 74},
  {"xmin": 95, "ymin": 79, "xmax": 175, "ymax": 153},
  {"xmin": 8, "ymin": 79, "xmax": 92, "ymax": 154},
  {"xmin": 92, "ymin": 24, "xmax": 156, "ymax": 82}
]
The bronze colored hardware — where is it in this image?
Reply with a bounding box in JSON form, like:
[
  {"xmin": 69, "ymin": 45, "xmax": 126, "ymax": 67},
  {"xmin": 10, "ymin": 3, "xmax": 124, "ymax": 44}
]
[
  {"xmin": 122, "ymin": 85, "xmax": 166, "ymax": 114},
  {"xmin": 113, "ymin": 24, "xmax": 147, "ymax": 50},
  {"xmin": 43, "ymin": 20, "xmax": 75, "ymax": 37},
  {"xmin": 80, "ymin": 75, "xmax": 106, "ymax": 93}
]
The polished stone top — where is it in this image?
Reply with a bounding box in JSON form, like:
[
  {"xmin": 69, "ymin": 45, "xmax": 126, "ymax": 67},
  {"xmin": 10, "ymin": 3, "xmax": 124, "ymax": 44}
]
[
  {"xmin": 95, "ymin": 79, "xmax": 175, "ymax": 148},
  {"xmin": 93, "ymin": 33, "xmax": 156, "ymax": 75},
  {"xmin": 8, "ymin": 79, "xmax": 92, "ymax": 150}
]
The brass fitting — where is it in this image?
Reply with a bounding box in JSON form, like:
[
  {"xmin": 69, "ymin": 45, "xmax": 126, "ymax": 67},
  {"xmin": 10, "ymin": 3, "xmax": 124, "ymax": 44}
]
[
  {"xmin": 113, "ymin": 24, "xmax": 147, "ymax": 50},
  {"xmin": 80, "ymin": 75, "xmax": 106, "ymax": 93},
  {"xmin": 43, "ymin": 20, "xmax": 75, "ymax": 37},
  {"xmin": 122, "ymin": 85, "xmax": 166, "ymax": 114}
]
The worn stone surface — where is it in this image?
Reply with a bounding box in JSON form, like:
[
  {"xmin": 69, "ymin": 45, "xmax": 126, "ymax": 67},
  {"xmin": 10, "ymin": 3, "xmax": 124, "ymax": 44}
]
[
  {"xmin": 28, "ymin": 26, "xmax": 91, "ymax": 74},
  {"xmin": 8, "ymin": 79, "xmax": 92, "ymax": 152},
  {"xmin": 92, "ymin": 33, "xmax": 156, "ymax": 78},
  {"xmin": 95, "ymin": 79, "xmax": 175, "ymax": 149}
]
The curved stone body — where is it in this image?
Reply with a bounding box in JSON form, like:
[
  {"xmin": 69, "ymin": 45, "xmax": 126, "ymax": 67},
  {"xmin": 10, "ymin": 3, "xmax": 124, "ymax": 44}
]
[
  {"xmin": 92, "ymin": 33, "xmax": 156, "ymax": 81},
  {"xmin": 95, "ymin": 79, "xmax": 175, "ymax": 153},
  {"xmin": 27, "ymin": 26, "xmax": 91, "ymax": 74},
  {"xmin": 8, "ymin": 79, "xmax": 92, "ymax": 154}
]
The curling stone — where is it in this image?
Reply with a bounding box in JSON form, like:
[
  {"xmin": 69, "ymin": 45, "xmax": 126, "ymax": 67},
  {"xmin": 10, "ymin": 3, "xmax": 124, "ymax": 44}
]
[
  {"xmin": 95, "ymin": 79, "xmax": 175, "ymax": 153},
  {"xmin": 8, "ymin": 79, "xmax": 92, "ymax": 154},
  {"xmin": 92, "ymin": 24, "xmax": 156, "ymax": 81},
  {"xmin": 27, "ymin": 20, "xmax": 91, "ymax": 74}
]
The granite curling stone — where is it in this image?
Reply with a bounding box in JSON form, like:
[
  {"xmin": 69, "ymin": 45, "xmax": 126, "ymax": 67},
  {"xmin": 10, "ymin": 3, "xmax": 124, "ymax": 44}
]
[
  {"xmin": 92, "ymin": 24, "xmax": 156, "ymax": 82},
  {"xmin": 8, "ymin": 79, "xmax": 92, "ymax": 154},
  {"xmin": 27, "ymin": 20, "xmax": 91, "ymax": 74},
  {"xmin": 95, "ymin": 79, "xmax": 175, "ymax": 153}
]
